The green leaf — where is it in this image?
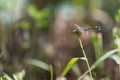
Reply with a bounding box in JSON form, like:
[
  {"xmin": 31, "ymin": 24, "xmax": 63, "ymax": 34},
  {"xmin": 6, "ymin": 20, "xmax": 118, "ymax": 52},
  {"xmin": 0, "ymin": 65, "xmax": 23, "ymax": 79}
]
[
  {"xmin": 115, "ymin": 9, "xmax": 120, "ymax": 23},
  {"xmin": 72, "ymin": 63, "xmax": 81, "ymax": 77},
  {"xmin": 91, "ymin": 49, "xmax": 118, "ymax": 70},
  {"xmin": 13, "ymin": 70, "xmax": 26, "ymax": 80},
  {"xmin": 0, "ymin": 73, "xmax": 13, "ymax": 80},
  {"xmin": 61, "ymin": 58, "xmax": 80, "ymax": 77},
  {"xmin": 20, "ymin": 21, "xmax": 31, "ymax": 30},
  {"xmin": 27, "ymin": 4, "xmax": 39, "ymax": 20},
  {"xmin": 110, "ymin": 54, "xmax": 120, "ymax": 64},
  {"xmin": 27, "ymin": 4, "xmax": 53, "ymax": 29},
  {"xmin": 26, "ymin": 58, "xmax": 50, "ymax": 71},
  {"xmin": 77, "ymin": 49, "xmax": 118, "ymax": 80},
  {"xmin": 92, "ymin": 32, "xmax": 104, "ymax": 70}
]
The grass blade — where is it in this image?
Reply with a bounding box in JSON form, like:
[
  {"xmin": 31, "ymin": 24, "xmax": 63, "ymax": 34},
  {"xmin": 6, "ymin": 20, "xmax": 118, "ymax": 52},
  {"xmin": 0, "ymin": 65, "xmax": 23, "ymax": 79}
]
[
  {"xmin": 110, "ymin": 54, "xmax": 120, "ymax": 64},
  {"xmin": 91, "ymin": 49, "xmax": 118, "ymax": 70},
  {"xmin": 50, "ymin": 65, "xmax": 53, "ymax": 80},
  {"xmin": 77, "ymin": 49, "xmax": 118, "ymax": 80},
  {"xmin": 61, "ymin": 58, "xmax": 80, "ymax": 77},
  {"xmin": 92, "ymin": 32, "xmax": 104, "ymax": 72},
  {"xmin": 72, "ymin": 63, "xmax": 81, "ymax": 77},
  {"xmin": 26, "ymin": 58, "xmax": 50, "ymax": 71}
]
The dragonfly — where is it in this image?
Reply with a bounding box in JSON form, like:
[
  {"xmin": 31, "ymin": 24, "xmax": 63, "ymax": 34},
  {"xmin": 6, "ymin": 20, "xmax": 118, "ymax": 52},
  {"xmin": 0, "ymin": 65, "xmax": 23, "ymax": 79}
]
[{"xmin": 73, "ymin": 24, "xmax": 102, "ymax": 34}]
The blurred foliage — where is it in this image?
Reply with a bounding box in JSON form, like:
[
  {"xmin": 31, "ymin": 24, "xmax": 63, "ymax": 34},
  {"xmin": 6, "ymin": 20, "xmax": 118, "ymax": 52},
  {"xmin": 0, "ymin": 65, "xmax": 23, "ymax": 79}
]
[
  {"xmin": 92, "ymin": 32, "xmax": 104, "ymax": 77},
  {"xmin": 0, "ymin": 0, "xmax": 27, "ymax": 25},
  {"xmin": 26, "ymin": 58, "xmax": 50, "ymax": 71},
  {"xmin": 27, "ymin": 4, "xmax": 53, "ymax": 29},
  {"xmin": 113, "ymin": 27, "xmax": 120, "ymax": 56},
  {"xmin": 115, "ymin": 9, "xmax": 120, "ymax": 23},
  {"xmin": 0, "ymin": 0, "xmax": 17, "ymax": 10},
  {"xmin": 20, "ymin": 21, "xmax": 31, "ymax": 30},
  {"xmin": 0, "ymin": 70, "xmax": 25, "ymax": 80}
]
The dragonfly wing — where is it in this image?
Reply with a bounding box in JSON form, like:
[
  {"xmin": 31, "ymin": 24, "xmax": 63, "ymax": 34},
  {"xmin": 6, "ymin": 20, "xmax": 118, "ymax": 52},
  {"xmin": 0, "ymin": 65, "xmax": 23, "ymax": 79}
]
[{"xmin": 74, "ymin": 24, "xmax": 85, "ymax": 32}]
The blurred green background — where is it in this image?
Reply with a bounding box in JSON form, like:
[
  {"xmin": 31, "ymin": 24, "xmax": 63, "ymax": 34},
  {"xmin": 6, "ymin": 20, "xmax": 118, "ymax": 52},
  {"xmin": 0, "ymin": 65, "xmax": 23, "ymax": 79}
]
[{"xmin": 0, "ymin": 0, "xmax": 120, "ymax": 80}]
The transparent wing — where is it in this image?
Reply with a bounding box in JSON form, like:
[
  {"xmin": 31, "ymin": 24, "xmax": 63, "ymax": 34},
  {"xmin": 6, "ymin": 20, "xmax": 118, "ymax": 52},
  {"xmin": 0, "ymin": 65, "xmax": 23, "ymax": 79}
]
[{"xmin": 73, "ymin": 24, "xmax": 85, "ymax": 33}]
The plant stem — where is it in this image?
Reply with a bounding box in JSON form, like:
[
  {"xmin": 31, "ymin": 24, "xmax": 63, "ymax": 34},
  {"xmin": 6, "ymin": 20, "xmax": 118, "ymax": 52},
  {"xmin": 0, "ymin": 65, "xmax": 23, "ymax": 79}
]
[
  {"xmin": 79, "ymin": 37, "xmax": 93, "ymax": 80},
  {"xmin": 50, "ymin": 65, "xmax": 53, "ymax": 80}
]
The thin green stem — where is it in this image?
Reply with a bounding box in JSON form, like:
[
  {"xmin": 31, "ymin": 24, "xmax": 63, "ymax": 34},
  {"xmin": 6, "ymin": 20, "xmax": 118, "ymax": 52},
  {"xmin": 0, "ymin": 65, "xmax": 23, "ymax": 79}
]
[
  {"xmin": 50, "ymin": 65, "xmax": 53, "ymax": 80},
  {"xmin": 79, "ymin": 38, "xmax": 93, "ymax": 80}
]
